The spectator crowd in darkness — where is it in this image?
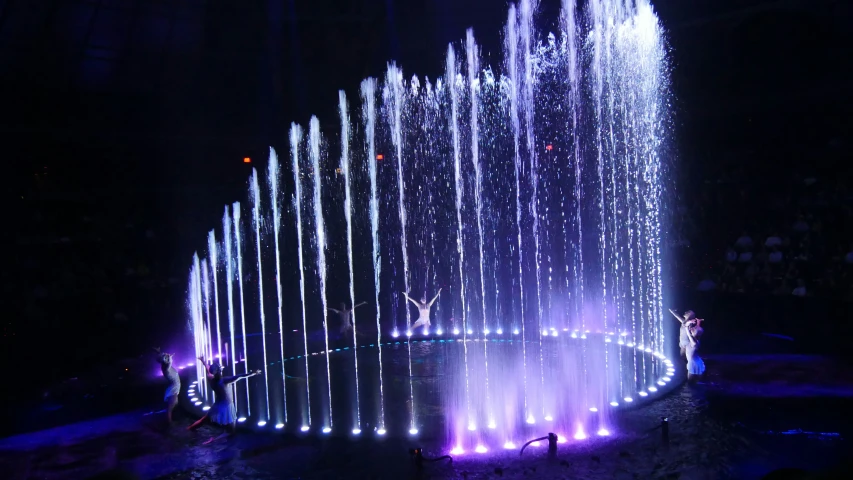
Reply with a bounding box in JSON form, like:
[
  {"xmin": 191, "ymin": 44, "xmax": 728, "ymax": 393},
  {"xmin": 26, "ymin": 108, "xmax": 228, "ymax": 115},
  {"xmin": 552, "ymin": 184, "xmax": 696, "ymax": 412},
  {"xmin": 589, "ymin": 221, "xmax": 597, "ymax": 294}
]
[{"xmin": 672, "ymin": 144, "xmax": 853, "ymax": 301}]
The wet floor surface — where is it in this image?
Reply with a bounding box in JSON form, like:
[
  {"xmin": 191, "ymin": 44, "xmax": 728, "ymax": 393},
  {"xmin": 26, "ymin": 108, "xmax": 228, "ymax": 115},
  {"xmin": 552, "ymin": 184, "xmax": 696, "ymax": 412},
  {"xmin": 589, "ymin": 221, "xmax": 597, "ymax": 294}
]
[{"xmin": 1, "ymin": 354, "xmax": 852, "ymax": 480}]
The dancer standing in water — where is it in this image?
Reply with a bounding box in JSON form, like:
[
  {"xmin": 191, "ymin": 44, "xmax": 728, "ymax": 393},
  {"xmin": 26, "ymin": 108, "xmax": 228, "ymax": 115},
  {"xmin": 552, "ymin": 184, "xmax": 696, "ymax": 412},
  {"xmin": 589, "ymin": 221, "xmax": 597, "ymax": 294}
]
[
  {"xmin": 329, "ymin": 301, "xmax": 367, "ymax": 336},
  {"xmin": 153, "ymin": 348, "xmax": 181, "ymax": 426},
  {"xmin": 188, "ymin": 356, "xmax": 261, "ymax": 443},
  {"xmin": 684, "ymin": 321, "xmax": 705, "ymax": 383},
  {"xmin": 404, "ymin": 288, "xmax": 442, "ymax": 331}
]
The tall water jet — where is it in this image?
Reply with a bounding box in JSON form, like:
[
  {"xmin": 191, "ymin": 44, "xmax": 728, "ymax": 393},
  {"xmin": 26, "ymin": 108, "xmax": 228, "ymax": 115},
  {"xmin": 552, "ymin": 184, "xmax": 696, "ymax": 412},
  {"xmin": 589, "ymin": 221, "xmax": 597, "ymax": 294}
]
[
  {"xmin": 466, "ymin": 29, "xmax": 492, "ymax": 426},
  {"xmin": 207, "ymin": 231, "xmax": 222, "ymax": 361},
  {"xmin": 339, "ymin": 90, "xmax": 362, "ymax": 430},
  {"xmin": 267, "ymin": 148, "xmax": 288, "ymax": 424},
  {"xmin": 309, "ymin": 116, "xmax": 333, "ymax": 428},
  {"xmin": 290, "ymin": 123, "xmax": 311, "ymax": 426},
  {"xmin": 250, "ymin": 169, "xmax": 271, "ymax": 421},
  {"xmin": 385, "ymin": 64, "xmax": 410, "ymax": 334},
  {"xmin": 385, "ymin": 64, "xmax": 416, "ymax": 433},
  {"xmin": 505, "ymin": 3, "xmax": 529, "ymax": 420},
  {"xmin": 232, "ymin": 202, "xmax": 250, "ymax": 415},
  {"xmin": 223, "ymin": 208, "xmax": 236, "ymax": 372},
  {"xmin": 223, "ymin": 206, "xmax": 237, "ymax": 400},
  {"xmin": 447, "ymin": 44, "xmax": 473, "ymax": 430},
  {"xmin": 360, "ymin": 77, "xmax": 385, "ymax": 431}
]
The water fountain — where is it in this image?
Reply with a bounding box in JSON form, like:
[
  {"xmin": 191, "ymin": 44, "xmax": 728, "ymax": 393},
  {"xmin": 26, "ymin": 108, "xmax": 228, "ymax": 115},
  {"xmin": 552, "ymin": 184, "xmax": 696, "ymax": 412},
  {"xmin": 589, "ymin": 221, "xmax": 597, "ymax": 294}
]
[{"xmin": 184, "ymin": 0, "xmax": 672, "ymax": 454}]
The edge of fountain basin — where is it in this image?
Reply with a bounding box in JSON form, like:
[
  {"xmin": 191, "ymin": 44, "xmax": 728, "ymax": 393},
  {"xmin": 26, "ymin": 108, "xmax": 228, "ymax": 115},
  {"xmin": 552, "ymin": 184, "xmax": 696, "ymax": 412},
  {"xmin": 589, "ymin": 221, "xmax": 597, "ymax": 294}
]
[{"xmin": 180, "ymin": 331, "xmax": 678, "ymax": 438}]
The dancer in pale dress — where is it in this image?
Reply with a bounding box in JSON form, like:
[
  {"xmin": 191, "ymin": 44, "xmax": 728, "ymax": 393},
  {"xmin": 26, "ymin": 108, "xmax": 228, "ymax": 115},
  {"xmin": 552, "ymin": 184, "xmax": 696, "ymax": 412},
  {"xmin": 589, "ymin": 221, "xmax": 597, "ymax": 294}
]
[
  {"xmin": 188, "ymin": 356, "xmax": 261, "ymax": 440},
  {"xmin": 329, "ymin": 301, "xmax": 367, "ymax": 336},
  {"xmin": 668, "ymin": 309, "xmax": 700, "ymax": 358},
  {"xmin": 684, "ymin": 322, "xmax": 705, "ymax": 383},
  {"xmin": 153, "ymin": 348, "xmax": 181, "ymax": 425},
  {"xmin": 404, "ymin": 288, "xmax": 442, "ymax": 332}
]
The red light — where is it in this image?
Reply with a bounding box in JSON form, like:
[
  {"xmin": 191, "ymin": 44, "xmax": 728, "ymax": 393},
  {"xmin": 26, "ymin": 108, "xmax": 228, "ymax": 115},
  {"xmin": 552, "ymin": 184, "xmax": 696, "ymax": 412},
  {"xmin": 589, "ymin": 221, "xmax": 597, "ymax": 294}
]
[
  {"xmin": 376, "ymin": 154, "xmax": 384, "ymax": 160},
  {"xmin": 545, "ymin": 144, "xmax": 553, "ymax": 151},
  {"xmin": 243, "ymin": 157, "xmax": 251, "ymax": 163}
]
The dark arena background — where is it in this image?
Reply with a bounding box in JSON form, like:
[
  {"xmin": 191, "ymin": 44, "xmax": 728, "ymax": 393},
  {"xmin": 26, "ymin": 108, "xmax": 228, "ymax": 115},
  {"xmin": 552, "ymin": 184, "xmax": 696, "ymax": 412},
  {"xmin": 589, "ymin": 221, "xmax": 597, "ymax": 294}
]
[{"xmin": 3, "ymin": 1, "xmax": 853, "ymax": 479}]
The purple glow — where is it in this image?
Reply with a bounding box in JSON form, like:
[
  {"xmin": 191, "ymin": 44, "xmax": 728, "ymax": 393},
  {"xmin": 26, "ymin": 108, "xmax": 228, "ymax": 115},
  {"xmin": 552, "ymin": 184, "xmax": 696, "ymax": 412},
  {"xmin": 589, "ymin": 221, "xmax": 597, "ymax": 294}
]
[
  {"xmin": 503, "ymin": 441, "xmax": 516, "ymax": 449},
  {"xmin": 597, "ymin": 428, "xmax": 611, "ymax": 436},
  {"xmin": 183, "ymin": 0, "xmax": 670, "ymax": 455}
]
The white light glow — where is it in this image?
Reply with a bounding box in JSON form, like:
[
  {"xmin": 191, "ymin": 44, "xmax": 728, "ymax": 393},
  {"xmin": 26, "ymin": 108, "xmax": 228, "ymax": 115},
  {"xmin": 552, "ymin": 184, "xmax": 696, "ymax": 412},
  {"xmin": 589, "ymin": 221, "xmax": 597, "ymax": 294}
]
[
  {"xmin": 257, "ymin": 421, "xmax": 267, "ymax": 427},
  {"xmin": 526, "ymin": 416, "xmax": 535, "ymax": 424},
  {"xmin": 352, "ymin": 428, "xmax": 361, "ymax": 435},
  {"xmin": 610, "ymin": 401, "xmax": 619, "ymax": 407},
  {"xmin": 503, "ymin": 441, "xmax": 516, "ymax": 449},
  {"xmin": 624, "ymin": 397, "xmax": 633, "ymax": 402},
  {"xmin": 589, "ymin": 407, "xmax": 598, "ymax": 412},
  {"xmin": 202, "ymin": 406, "xmax": 210, "ymax": 411},
  {"xmin": 300, "ymin": 425, "xmax": 310, "ymax": 432},
  {"xmin": 597, "ymin": 428, "xmax": 610, "ymax": 436},
  {"xmin": 544, "ymin": 415, "xmax": 553, "ymax": 421},
  {"xmin": 451, "ymin": 446, "xmax": 465, "ymax": 455},
  {"xmin": 322, "ymin": 427, "xmax": 331, "ymax": 434},
  {"xmin": 275, "ymin": 423, "xmax": 284, "ymax": 429},
  {"xmin": 475, "ymin": 445, "xmax": 488, "ymax": 453},
  {"xmin": 409, "ymin": 428, "xmax": 419, "ymax": 435},
  {"xmin": 377, "ymin": 428, "xmax": 386, "ymax": 435},
  {"xmin": 238, "ymin": 417, "xmax": 247, "ymax": 423}
]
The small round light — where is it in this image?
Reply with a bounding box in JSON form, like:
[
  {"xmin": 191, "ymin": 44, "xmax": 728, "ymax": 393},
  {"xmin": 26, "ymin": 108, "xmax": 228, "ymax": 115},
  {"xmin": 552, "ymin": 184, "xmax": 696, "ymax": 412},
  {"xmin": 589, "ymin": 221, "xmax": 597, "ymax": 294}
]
[
  {"xmin": 574, "ymin": 429, "xmax": 587, "ymax": 440},
  {"xmin": 392, "ymin": 331, "xmax": 399, "ymax": 338},
  {"xmin": 663, "ymin": 376, "xmax": 671, "ymax": 382},
  {"xmin": 551, "ymin": 331, "xmax": 558, "ymax": 337},
  {"xmin": 648, "ymin": 386, "xmax": 658, "ymax": 392},
  {"xmin": 589, "ymin": 407, "xmax": 598, "ymax": 412},
  {"xmin": 467, "ymin": 329, "xmax": 473, "ymax": 335},
  {"xmin": 406, "ymin": 331, "xmax": 413, "ymax": 337},
  {"xmin": 453, "ymin": 329, "xmax": 460, "ymax": 335},
  {"xmin": 542, "ymin": 329, "xmax": 549, "ymax": 336},
  {"xmin": 352, "ymin": 428, "xmax": 361, "ymax": 435},
  {"xmin": 451, "ymin": 446, "xmax": 465, "ymax": 455},
  {"xmin": 580, "ymin": 334, "xmax": 587, "ymax": 339},
  {"xmin": 513, "ymin": 329, "xmax": 520, "ymax": 335},
  {"xmin": 571, "ymin": 332, "xmax": 578, "ymax": 338},
  {"xmin": 639, "ymin": 391, "xmax": 648, "ymax": 397},
  {"xmin": 610, "ymin": 401, "xmax": 619, "ymax": 407},
  {"xmin": 503, "ymin": 441, "xmax": 516, "ymax": 449},
  {"xmin": 257, "ymin": 421, "xmax": 267, "ymax": 427},
  {"xmin": 275, "ymin": 423, "xmax": 284, "ymax": 429},
  {"xmin": 322, "ymin": 427, "xmax": 331, "ymax": 434},
  {"xmin": 658, "ymin": 381, "xmax": 665, "ymax": 386},
  {"xmin": 531, "ymin": 441, "xmax": 541, "ymax": 447},
  {"xmin": 202, "ymin": 405, "xmax": 210, "ymax": 411},
  {"xmin": 468, "ymin": 424, "xmax": 476, "ymax": 431},
  {"xmin": 544, "ymin": 415, "xmax": 553, "ymax": 421},
  {"xmin": 191, "ymin": 397, "xmax": 199, "ymax": 402},
  {"xmin": 496, "ymin": 329, "xmax": 503, "ymax": 334},
  {"xmin": 238, "ymin": 417, "xmax": 247, "ymax": 423},
  {"xmin": 377, "ymin": 428, "xmax": 386, "ymax": 435},
  {"xmin": 436, "ymin": 329, "xmax": 444, "ymax": 335},
  {"xmin": 300, "ymin": 425, "xmax": 310, "ymax": 432},
  {"xmin": 488, "ymin": 422, "xmax": 496, "ymax": 429},
  {"xmin": 194, "ymin": 401, "xmax": 202, "ymax": 406},
  {"xmin": 597, "ymin": 428, "xmax": 610, "ymax": 436},
  {"xmin": 475, "ymin": 445, "xmax": 488, "ymax": 453},
  {"xmin": 409, "ymin": 428, "xmax": 418, "ymax": 435},
  {"xmin": 624, "ymin": 397, "xmax": 633, "ymax": 402},
  {"xmin": 484, "ymin": 329, "xmax": 490, "ymax": 335},
  {"xmin": 526, "ymin": 416, "xmax": 535, "ymax": 424}
]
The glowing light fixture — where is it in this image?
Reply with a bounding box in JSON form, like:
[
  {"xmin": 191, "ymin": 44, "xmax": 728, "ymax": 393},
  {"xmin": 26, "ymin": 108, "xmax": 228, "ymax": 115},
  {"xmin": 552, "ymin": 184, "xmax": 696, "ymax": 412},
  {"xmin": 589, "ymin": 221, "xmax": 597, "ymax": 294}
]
[
  {"xmin": 352, "ymin": 428, "xmax": 361, "ymax": 435},
  {"xmin": 610, "ymin": 401, "xmax": 619, "ymax": 407},
  {"xmin": 377, "ymin": 428, "xmax": 386, "ymax": 435},
  {"xmin": 300, "ymin": 425, "xmax": 310, "ymax": 432},
  {"xmin": 238, "ymin": 417, "xmax": 247, "ymax": 423},
  {"xmin": 597, "ymin": 428, "xmax": 610, "ymax": 436},
  {"xmin": 475, "ymin": 445, "xmax": 488, "ymax": 453},
  {"xmin": 322, "ymin": 427, "xmax": 332, "ymax": 434},
  {"xmin": 451, "ymin": 446, "xmax": 464, "ymax": 455},
  {"xmin": 243, "ymin": 157, "xmax": 251, "ymax": 163},
  {"xmin": 275, "ymin": 423, "xmax": 284, "ymax": 429},
  {"xmin": 257, "ymin": 421, "xmax": 267, "ymax": 427},
  {"xmin": 409, "ymin": 428, "xmax": 419, "ymax": 435},
  {"xmin": 503, "ymin": 442, "xmax": 516, "ymax": 449},
  {"xmin": 589, "ymin": 407, "xmax": 598, "ymax": 412},
  {"xmin": 202, "ymin": 406, "xmax": 211, "ymax": 411}
]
